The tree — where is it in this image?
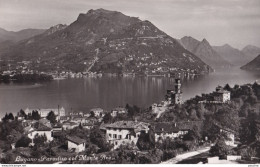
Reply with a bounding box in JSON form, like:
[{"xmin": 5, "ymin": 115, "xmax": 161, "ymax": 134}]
[
  {"xmin": 240, "ymin": 113, "xmax": 260, "ymax": 144},
  {"xmin": 32, "ymin": 110, "xmax": 41, "ymax": 120},
  {"xmin": 89, "ymin": 128, "xmax": 112, "ymax": 152},
  {"xmin": 46, "ymin": 111, "xmax": 57, "ymax": 124},
  {"xmin": 8, "ymin": 113, "xmax": 14, "ymax": 120},
  {"xmin": 183, "ymin": 125, "xmax": 201, "ymax": 143},
  {"xmin": 103, "ymin": 113, "xmax": 113, "ymax": 123},
  {"xmin": 209, "ymin": 139, "xmax": 230, "ymax": 157},
  {"xmin": 15, "ymin": 136, "xmax": 32, "ymax": 148},
  {"xmin": 2, "ymin": 113, "xmax": 14, "ymax": 121},
  {"xmin": 18, "ymin": 109, "xmax": 27, "ymax": 119},
  {"xmin": 224, "ymin": 84, "xmax": 232, "ymax": 91},
  {"xmin": 90, "ymin": 111, "xmax": 95, "ymax": 117},
  {"xmin": 136, "ymin": 128, "xmax": 155, "ymax": 150},
  {"xmin": 34, "ymin": 134, "xmax": 47, "ymax": 147}
]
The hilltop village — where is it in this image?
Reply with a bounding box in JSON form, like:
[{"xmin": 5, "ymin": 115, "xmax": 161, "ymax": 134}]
[{"xmin": 0, "ymin": 80, "xmax": 260, "ymax": 164}]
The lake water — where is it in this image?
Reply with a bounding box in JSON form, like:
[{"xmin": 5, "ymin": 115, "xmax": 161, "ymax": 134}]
[{"xmin": 0, "ymin": 67, "xmax": 259, "ymax": 117}]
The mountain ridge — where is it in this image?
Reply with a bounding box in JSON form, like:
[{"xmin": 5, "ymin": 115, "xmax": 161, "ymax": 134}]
[
  {"xmin": 0, "ymin": 27, "xmax": 46, "ymax": 42},
  {"xmin": 0, "ymin": 9, "xmax": 212, "ymax": 74},
  {"xmin": 241, "ymin": 54, "xmax": 260, "ymax": 71},
  {"xmin": 180, "ymin": 36, "xmax": 231, "ymax": 69},
  {"xmin": 212, "ymin": 44, "xmax": 249, "ymax": 66}
]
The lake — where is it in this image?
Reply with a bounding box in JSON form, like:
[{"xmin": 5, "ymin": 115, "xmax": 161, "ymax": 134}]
[{"xmin": 0, "ymin": 67, "xmax": 259, "ymax": 117}]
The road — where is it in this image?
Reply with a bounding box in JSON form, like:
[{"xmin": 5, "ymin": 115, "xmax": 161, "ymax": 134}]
[{"xmin": 161, "ymin": 147, "xmax": 210, "ymax": 164}]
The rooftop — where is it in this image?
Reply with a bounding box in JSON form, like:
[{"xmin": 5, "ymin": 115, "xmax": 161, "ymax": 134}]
[
  {"xmin": 90, "ymin": 108, "xmax": 104, "ymax": 112},
  {"xmin": 66, "ymin": 136, "xmax": 85, "ymax": 145},
  {"xmin": 105, "ymin": 121, "xmax": 150, "ymax": 132},
  {"xmin": 112, "ymin": 107, "xmax": 127, "ymax": 111},
  {"xmin": 153, "ymin": 122, "xmax": 179, "ymax": 133}
]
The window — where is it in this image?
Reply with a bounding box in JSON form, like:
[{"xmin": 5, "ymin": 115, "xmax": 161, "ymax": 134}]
[
  {"xmin": 108, "ymin": 134, "xmax": 112, "ymax": 138},
  {"xmin": 115, "ymin": 142, "xmax": 118, "ymax": 145},
  {"xmin": 113, "ymin": 134, "xmax": 117, "ymax": 138},
  {"xmin": 118, "ymin": 135, "xmax": 122, "ymax": 139}
]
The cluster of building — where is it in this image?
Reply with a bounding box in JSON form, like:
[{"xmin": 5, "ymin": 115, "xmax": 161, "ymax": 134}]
[{"xmin": 16, "ymin": 106, "xmax": 131, "ymax": 152}]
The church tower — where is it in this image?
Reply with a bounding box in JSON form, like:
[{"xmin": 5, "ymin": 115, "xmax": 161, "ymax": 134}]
[
  {"xmin": 166, "ymin": 79, "xmax": 183, "ymax": 105},
  {"xmin": 174, "ymin": 79, "xmax": 183, "ymax": 104},
  {"xmin": 175, "ymin": 79, "xmax": 181, "ymax": 94}
]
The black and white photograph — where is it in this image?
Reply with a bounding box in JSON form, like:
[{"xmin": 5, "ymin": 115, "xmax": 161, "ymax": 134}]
[{"xmin": 0, "ymin": 0, "xmax": 260, "ymax": 165}]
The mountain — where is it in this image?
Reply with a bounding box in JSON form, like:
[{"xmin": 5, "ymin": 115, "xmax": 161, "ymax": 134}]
[
  {"xmin": 180, "ymin": 36, "xmax": 231, "ymax": 69},
  {"xmin": 0, "ymin": 27, "xmax": 46, "ymax": 42},
  {"xmin": 242, "ymin": 45, "xmax": 260, "ymax": 61},
  {"xmin": 241, "ymin": 54, "xmax": 260, "ymax": 71},
  {"xmin": 0, "ymin": 9, "xmax": 212, "ymax": 74},
  {"xmin": 212, "ymin": 44, "xmax": 249, "ymax": 66}
]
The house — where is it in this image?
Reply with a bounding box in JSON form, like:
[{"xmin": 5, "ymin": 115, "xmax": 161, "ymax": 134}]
[
  {"xmin": 67, "ymin": 136, "xmax": 86, "ymax": 152},
  {"xmin": 213, "ymin": 86, "xmax": 231, "ymax": 103},
  {"xmin": 220, "ymin": 128, "xmax": 236, "ymax": 147},
  {"xmin": 90, "ymin": 108, "xmax": 104, "ymax": 117},
  {"xmin": 62, "ymin": 121, "xmax": 79, "ymax": 130},
  {"xmin": 59, "ymin": 116, "xmax": 70, "ymax": 123},
  {"xmin": 53, "ymin": 124, "xmax": 62, "ymax": 131},
  {"xmin": 71, "ymin": 116, "xmax": 88, "ymax": 124},
  {"xmin": 27, "ymin": 124, "xmax": 53, "ymax": 144},
  {"xmin": 153, "ymin": 122, "xmax": 189, "ymax": 141},
  {"xmin": 214, "ymin": 123, "xmax": 236, "ymax": 147},
  {"xmin": 82, "ymin": 123, "xmax": 94, "ymax": 129},
  {"xmin": 24, "ymin": 107, "xmax": 65, "ymax": 119},
  {"xmin": 111, "ymin": 107, "xmax": 127, "ymax": 117},
  {"xmin": 104, "ymin": 121, "xmax": 150, "ymax": 149},
  {"xmin": 22, "ymin": 120, "xmax": 36, "ymax": 127},
  {"xmin": 69, "ymin": 111, "xmax": 83, "ymax": 117},
  {"xmin": 38, "ymin": 118, "xmax": 52, "ymax": 128}
]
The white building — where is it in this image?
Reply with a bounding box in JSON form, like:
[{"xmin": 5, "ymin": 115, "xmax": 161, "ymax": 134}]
[
  {"xmin": 67, "ymin": 136, "xmax": 86, "ymax": 152},
  {"xmin": 104, "ymin": 121, "xmax": 150, "ymax": 149},
  {"xmin": 154, "ymin": 122, "xmax": 189, "ymax": 141},
  {"xmin": 214, "ymin": 86, "xmax": 231, "ymax": 103},
  {"xmin": 111, "ymin": 107, "xmax": 127, "ymax": 117},
  {"xmin": 27, "ymin": 124, "xmax": 53, "ymax": 144},
  {"xmin": 220, "ymin": 128, "xmax": 236, "ymax": 147},
  {"xmin": 90, "ymin": 108, "xmax": 104, "ymax": 117},
  {"xmin": 24, "ymin": 107, "xmax": 65, "ymax": 119},
  {"xmin": 62, "ymin": 121, "xmax": 79, "ymax": 130}
]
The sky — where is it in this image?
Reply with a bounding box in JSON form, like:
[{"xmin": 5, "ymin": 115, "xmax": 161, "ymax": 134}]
[{"xmin": 0, "ymin": 0, "xmax": 259, "ymax": 49}]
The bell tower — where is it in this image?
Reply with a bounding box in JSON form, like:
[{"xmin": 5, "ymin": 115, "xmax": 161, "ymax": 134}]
[{"xmin": 175, "ymin": 79, "xmax": 181, "ymax": 94}]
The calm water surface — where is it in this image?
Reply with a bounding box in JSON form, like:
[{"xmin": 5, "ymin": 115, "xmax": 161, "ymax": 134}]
[{"xmin": 0, "ymin": 67, "xmax": 259, "ymax": 117}]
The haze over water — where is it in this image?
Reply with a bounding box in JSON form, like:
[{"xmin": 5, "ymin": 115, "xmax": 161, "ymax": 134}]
[{"xmin": 0, "ymin": 67, "xmax": 259, "ymax": 117}]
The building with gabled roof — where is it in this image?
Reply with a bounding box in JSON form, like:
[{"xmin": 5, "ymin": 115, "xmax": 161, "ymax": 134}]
[
  {"xmin": 111, "ymin": 107, "xmax": 128, "ymax": 117},
  {"xmin": 24, "ymin": 107, "xmax": 65, "ymax": 120},
  {"xmin": 67, "ymin": 136, "xmax": 86, "ymax": 152},
  {"xmin": 153, "ymin": 122, "xmax": 189, "ymax": 141},
  {"xmin": 62, "ymin": 121, "xmax": 79, "ymax": 130},
  {"xmin": 213, "ymin": 86, "xmax": 231, "ymax": 103},
  {"xmin": 27, "ymin": 123, "xmax": 53, "ymax": 145},
  {"xmin": 103, "ymin": 121, "xmax": 150, "ymax": 149},
  {"xmin": 90, "ymin": 108, "xmax": 104, "ymax": 117}
]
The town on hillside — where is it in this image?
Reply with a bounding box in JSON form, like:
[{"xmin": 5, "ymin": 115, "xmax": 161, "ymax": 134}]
[{"xmin": 0, "ymin": 80, "xmax": 260, "ymax": 164}]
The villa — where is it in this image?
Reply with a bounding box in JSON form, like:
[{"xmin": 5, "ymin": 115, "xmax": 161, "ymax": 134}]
[
  {"xmin": 103, "ymin": 121, "xmax": 150, "ymax": 149},
  {"xmin": 67, "ymin": 136, "xmax": 86, "ymax": 152},
  {"xmin": 27, "ymin": 124, "xmax": 53, "ymax": 144}
]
